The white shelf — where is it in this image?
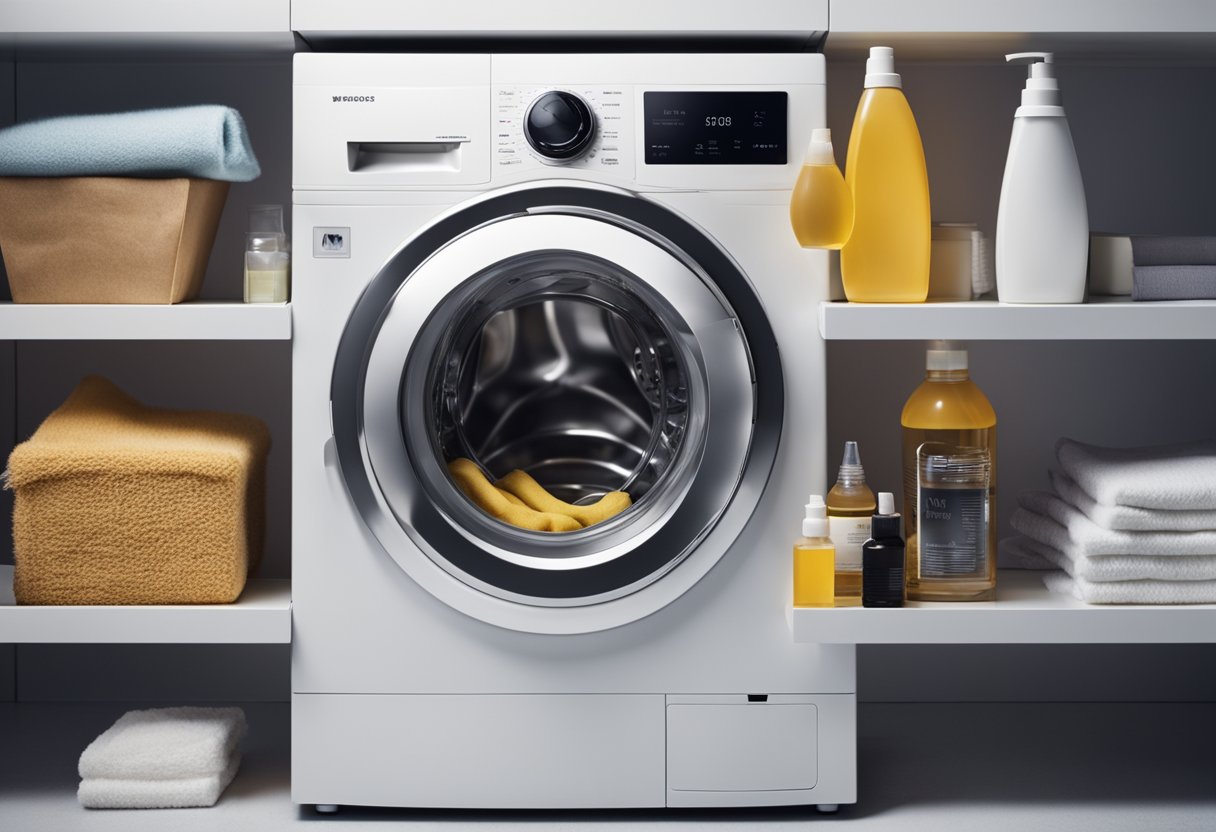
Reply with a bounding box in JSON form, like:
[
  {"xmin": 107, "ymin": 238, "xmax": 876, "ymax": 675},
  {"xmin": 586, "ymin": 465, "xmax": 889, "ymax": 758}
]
[
  {"xmin": 826, "ymin": 0, "xmax": 1216, "ymax": 62},
  {"xmin": 788, "ymin": 570, "xmax": 1216, "ymax": 645},
  {"xmin": 0, "ymin": 565, "xmax": 291, "ymax": 644},
  {"xmin": 0, "ymin": 0, "xmax": 293, "ymax": 54},
  {"xmin": 818, "ymin": 299, "xmax": 1216, "ymax": 341},
  {"xmin": 0, "ymin": 302, "xmax": 291, "ymax": 341}
]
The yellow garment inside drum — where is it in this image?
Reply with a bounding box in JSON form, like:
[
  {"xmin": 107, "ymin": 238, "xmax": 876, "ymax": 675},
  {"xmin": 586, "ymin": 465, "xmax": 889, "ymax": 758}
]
[{"xmin": 447, "ymin": 458, "xmax": 632, "ymax": 533}]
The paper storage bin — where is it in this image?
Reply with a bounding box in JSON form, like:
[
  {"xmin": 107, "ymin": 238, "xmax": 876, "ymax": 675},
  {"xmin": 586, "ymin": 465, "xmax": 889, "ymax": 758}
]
[
  {"xmin": 0, "ymin": 176, "xmax": 228, "ymax": 304},
  {"xmin": 4, "ymin": 376, "xmax": 269, "ymax": 605}
]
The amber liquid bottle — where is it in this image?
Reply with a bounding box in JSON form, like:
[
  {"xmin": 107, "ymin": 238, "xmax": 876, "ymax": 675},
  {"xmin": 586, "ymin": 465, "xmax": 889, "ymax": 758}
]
[
  {"xmin": 901, "ymin": 342, "xmax": 997, "ymax": 601},
  {"xmin": 827, "ymin": 441, "xmax": 876, "ymax": 607}
]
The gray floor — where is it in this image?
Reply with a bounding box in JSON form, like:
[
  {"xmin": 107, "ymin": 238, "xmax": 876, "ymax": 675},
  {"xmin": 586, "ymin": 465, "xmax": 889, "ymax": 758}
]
[{"xmin": 1, "ymin": 702, "xmax": 1213, "ymax": 830}]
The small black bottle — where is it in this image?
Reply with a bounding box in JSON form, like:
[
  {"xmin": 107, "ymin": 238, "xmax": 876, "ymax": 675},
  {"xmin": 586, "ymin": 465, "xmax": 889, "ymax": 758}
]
[{"xmin": 863, "ymin": 491, "xmax": 905, "ymax": 608}]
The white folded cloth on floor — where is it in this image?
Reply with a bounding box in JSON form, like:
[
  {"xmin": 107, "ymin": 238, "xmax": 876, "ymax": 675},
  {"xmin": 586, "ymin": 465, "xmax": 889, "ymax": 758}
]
[
  {"xmin": 78, "ymin": 754, "xmax": 240, "ymax": 810},
  {"xmin": 1056, "ymin": 437, "xmax": 1216, "ymax": 511},
  {"xmin": 1042, "ymin": 570, "xmax": 1216, "ymax": 605},
  {"xmin": 1001, "ymin": 536, "xmax": 1216, "ymax": 582},
  {"xmin": 1013, "ymin": 491, "xmax": 1216, "ymax": 556},
  {"xmin": 79, "ymin": 707, "xmax": 246, "ymax": 781},
  {"xmin": 77, "ymin": 707, "xmax": 245, "ymax": 809},
  {"xmin": 1049, "ymin": 470, "xmax": 1216, "ymax": 532}
]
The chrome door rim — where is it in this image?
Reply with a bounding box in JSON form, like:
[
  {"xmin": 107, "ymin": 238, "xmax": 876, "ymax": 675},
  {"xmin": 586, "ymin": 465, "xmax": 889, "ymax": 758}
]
[{"xmin": 330, "ymin": 182, "xmax": 784, "ymax": 632}]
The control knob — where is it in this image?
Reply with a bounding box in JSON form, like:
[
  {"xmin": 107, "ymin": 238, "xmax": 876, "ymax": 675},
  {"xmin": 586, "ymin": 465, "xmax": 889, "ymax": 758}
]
[{"xmin": 524, "ymin": 91, "xmax": 596, "ymax": 161}]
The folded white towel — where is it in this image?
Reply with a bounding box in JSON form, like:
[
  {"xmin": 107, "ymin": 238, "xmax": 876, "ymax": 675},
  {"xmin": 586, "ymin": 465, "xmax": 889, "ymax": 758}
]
[
  {"xmin": 79, "ymin": 707, "xmax": 246, "ymax": 782},
  {"xmin": 1056, "ymin": 437, "xmax": 1216, "ymax": 511},
  {"xmin": 78, "ymin": 753, "xmax": 240, "ymax": 809},
  {"xmin": 1001, "ymin": 535, "xmax": 1216, "ymax": 582},
  {"xmin": 1013, "ymin": 491, "xmax": 1216, "ymax": 556},
  {"xmin": 1042, "ymin": 570, "xmax": 1216, "ymax": 605},
  {"xmin": 1050, "ymin": 470, "xmax": 1216, "ymax": 532}
]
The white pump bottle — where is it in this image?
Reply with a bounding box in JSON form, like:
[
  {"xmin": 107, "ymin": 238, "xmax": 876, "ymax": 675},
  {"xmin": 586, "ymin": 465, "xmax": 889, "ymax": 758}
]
[{"xmin": 995, "ymin": 52, "xmax": 1088, "ymax": 304}]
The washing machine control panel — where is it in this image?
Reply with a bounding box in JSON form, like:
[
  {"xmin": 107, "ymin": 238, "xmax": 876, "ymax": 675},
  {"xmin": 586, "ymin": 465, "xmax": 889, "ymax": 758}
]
[{"xmin": 495, "ymin": 85, "xmax": 631, "ymax": 174}]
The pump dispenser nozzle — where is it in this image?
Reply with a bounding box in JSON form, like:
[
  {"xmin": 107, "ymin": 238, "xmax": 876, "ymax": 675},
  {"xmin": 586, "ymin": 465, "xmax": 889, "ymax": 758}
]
[{"xmin": 1006, "ymin": 52, "xmax": 1063, "ymax": 111}]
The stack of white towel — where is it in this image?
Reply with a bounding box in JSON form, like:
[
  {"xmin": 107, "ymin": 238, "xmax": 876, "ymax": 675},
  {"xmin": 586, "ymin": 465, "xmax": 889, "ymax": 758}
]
[
  {"xmin": 78, "ymin": 707, "xmax": 245, "ymax": 809},
  {"xmin": 1005, "ymin": 438, "xmax": 1216, "ymax": 604}
]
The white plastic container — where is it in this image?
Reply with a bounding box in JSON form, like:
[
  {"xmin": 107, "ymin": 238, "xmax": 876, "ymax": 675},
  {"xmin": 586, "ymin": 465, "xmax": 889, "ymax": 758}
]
[{"xmin": 995, "ymin": 53, "xmax": 1088, "ymax": 304}]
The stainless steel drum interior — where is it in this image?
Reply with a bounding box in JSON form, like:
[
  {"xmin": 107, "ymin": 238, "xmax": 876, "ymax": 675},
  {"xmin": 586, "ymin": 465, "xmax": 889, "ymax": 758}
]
[{"xmin": 423, "ymin": 251, "xmax": 694, "ymax": 530}]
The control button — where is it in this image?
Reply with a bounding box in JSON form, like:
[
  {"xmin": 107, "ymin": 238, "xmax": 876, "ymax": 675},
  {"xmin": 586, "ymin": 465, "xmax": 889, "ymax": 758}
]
[{"xmin": 523, "ymin": 91, "xmax": 596, "ymax": 161}]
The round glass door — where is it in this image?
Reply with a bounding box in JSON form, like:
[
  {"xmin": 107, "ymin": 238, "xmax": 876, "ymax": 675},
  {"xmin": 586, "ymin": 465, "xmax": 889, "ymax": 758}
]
[{"xmin": 331, "ymin": 184, "xmax": 782, "ymax": 633}]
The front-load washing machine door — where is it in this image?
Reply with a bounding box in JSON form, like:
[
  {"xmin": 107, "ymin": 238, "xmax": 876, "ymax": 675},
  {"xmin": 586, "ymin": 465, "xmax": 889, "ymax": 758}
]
[{"xmin": 331, "ymin": 183, "xmax": 781, "ymax": 634}]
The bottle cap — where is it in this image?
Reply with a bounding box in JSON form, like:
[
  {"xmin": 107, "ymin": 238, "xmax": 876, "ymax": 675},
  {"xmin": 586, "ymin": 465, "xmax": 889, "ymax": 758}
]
[
  {"xmin": 836, "ymin": 440, "xmax": 867, "ymax": 486},
  {"xmin": 871, "ymin": 491, "xmax": 902, "ymax": 538},
  {"xmin": 926, "ymin": 339, "xmax": 968, "ymax": 372},
  {"xmin": 802, "ymin": 494, "xmax": 830, "ymax": 538},
  {"xmin": 1007, "ymin": 52, "xmax": 1064, "ymax": 113},
  {"xmin": 864, "ymin": 46, "xmax": 902, "ymax": 89},
  {"xmin": 246, "ymin": 232, "xmax": 283, "ymax": 253},
  {"xmin": 803, "ymin": 128, "xmax": 836, "ymax": 166}
]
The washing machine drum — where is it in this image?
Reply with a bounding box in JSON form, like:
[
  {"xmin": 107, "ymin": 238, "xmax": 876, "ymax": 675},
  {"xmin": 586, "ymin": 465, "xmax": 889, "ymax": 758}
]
[{"xmin": 331, "ymin": 184, "xmax": 782, "ymax": 633}]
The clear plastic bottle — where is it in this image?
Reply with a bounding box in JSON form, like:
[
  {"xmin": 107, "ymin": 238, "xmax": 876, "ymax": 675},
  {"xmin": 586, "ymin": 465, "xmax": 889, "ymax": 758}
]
[
  {"xmin": 789, "ymin": 128, "xmax": 854, "ymax": 250},
  {"xmin": 826, "ymin": 441, "xmax": 875, "ymax": 607},
  {"xmin": 793, "ymin": 495, "xmax": 836, "ymax": 608},
  {"xmin": 901, "ymin": 342, "xmax": 997, "ymax": 601},
  {"xmin": 841, "ymin": 46, "xmax": 931, "ymax": 303}
]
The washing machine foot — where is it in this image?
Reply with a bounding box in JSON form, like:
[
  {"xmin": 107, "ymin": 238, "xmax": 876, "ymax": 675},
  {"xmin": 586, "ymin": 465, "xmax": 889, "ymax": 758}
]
[
  {"xmin": 815, "ymin": 804, "xmax": 840, "ymax": 814},
  {"xmin": 314, "ymin": 804, "xmax": 340, "ymax": 814}
]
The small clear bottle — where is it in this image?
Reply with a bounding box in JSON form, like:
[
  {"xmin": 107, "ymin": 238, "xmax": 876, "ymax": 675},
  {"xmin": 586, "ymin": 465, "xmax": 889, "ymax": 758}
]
[
  {"xmin": 789, "ymin": 128, "xmax": 854, "ymax": 250},
  {"xmin": 244, "ymin": 233, "xmax": 290, "ymax": 303},
  {"xmin": 793, "ymin": 495, "xmax": 836, "ymax": 608},
  {"xmin": 827, "ymin": 441, "xmax": 876, "ymax": 607}
]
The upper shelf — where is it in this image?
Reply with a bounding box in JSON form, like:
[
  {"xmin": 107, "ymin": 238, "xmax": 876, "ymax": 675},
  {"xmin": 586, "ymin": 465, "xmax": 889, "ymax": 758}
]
[
  {"xmin": 818, "ymin": 299, "xmax": 1216, "ymax": 341},
  {"xmin": 0, "ymin": 0, "xmax": 293, "ymax": 56},
  {"xmin": 788, "ymin": 569, "xmax": 1216, "ymax": 645},
  {"xmin": 0, "ymin": 301, "xmax": 291, "ymax": 340},
  {"xmin": 826, "ymin": 0, "xmax": 1216, "ymax": 62},
  {"xmin": 0, "ymin": 565, "xmax": 291, "ymax": 644}
]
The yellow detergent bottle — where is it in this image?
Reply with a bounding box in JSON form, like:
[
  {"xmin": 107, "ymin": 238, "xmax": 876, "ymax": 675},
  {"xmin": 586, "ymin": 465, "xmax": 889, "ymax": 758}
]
[
  {"xmin": 789, "ymin": 128, "xmax": 854, "ymax": 249},
  {"xmin": 841, "ymin": 46, "xmax": 931, "ymax": 303}
]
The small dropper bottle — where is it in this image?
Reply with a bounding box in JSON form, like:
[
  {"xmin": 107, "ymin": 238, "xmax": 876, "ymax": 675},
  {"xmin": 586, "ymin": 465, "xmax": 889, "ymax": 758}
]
[
  {"xmin": 793, "ymin": 495, "xmax": 836, "ymax": 608},
  {"xmin": 827, "ymin": 440, "xmax": 876, "ymax": 607},
  {"xmin": 789, "ymin": 128, "xmax": 855, "ymax": 250},
  {"xmin": 862, "ymin": 492, "xmax": 905, "ymax": 608}
]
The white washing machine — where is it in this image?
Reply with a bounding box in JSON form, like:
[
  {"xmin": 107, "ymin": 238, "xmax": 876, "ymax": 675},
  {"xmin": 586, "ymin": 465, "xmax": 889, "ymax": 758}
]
[{"xmin": 291, "ymin": 52, "xmax": 855, "ymax": 811}]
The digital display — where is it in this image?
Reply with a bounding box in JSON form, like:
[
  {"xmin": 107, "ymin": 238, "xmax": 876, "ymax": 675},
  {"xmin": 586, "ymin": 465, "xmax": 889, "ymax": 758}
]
[{"xmin": 644, "ymin": 91, "xmax": 787, "ymax": 165}]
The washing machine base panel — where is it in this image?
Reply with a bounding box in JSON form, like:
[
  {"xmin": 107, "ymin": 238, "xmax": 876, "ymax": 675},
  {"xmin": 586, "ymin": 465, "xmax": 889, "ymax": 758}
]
[{"xmin": 291, "ymin": 691, "xmax": 857, "ymax": 809}]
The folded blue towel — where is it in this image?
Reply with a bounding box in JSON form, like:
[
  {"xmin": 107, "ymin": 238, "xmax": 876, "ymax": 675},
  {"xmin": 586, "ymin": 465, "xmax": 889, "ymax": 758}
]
[{"xmin": 0, "ymin": 106, "xmax": 261, "ymax": 182}]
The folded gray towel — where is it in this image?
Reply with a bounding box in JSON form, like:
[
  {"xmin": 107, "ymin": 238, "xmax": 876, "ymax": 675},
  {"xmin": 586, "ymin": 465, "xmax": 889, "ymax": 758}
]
[
  {"xmin": 1131, "ymin": 236, "xmax": 1216, "ymax": 267},
  {"xmin": 0, "ymin": 106, "xmax": 260, "ymax": 182},
  {"xmin": 1133, "ymin": 265, "xmax": 1216, "ymax": 301}
]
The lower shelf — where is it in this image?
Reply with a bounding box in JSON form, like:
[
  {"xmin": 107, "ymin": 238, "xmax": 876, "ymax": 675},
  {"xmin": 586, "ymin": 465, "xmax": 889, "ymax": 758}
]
[
  {"xmin": 789, "ymin": 569, "xmax": 1216, "ymax": 644},
  {"xmin": 0, "ymin": 565, "xmax": 291, "ymax": 644}
]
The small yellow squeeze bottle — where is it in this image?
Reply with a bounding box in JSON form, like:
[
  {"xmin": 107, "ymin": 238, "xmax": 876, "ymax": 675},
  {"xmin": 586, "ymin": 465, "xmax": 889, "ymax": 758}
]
[
  {"xmin": 789, "ymin": 128, "xmax": 854, "ymax": 250},
  {"xmin": 793, "ymin": 495, "xmax": 836, "ymax": 608}
]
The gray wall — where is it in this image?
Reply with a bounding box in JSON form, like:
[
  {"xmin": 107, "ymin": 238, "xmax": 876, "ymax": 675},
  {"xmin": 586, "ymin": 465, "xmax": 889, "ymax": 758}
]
[
  {"xmin": 0, "ymin": 57, "xmax": 13, "ymax": 702},
  {"xmin": 5, "ymin": 57, "xmax": 292, "ymax": 703},
  {"xmin": 3, "ymin": 56, "xmax": 1215, "ymax": 706}
]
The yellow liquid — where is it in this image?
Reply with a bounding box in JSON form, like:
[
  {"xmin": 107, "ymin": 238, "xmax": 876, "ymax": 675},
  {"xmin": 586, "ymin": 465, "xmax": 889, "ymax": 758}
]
[
  {"xmin": 901, "ymin": 370, "xmax": 997, "ymax": 601},
  {"xmin": 793, "ymin": 537, "xmax": 836, "ymax": 608},
  {"xmin": 827, "ymin": 484, "xmax": 875, "ymax": 608},
  {"xmin": 841, "ymin": 87, "xmax": 931, "ymax": 302},
  {"xmin": 789, "ymin": 163, "xmax": 855, "ymax": 250}
]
